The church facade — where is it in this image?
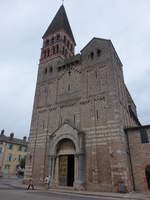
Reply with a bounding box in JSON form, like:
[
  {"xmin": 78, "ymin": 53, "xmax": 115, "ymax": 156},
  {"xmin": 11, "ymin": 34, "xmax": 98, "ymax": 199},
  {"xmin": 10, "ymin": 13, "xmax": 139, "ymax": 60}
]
[{"xmin": 24, "ymin": 5, "xmax": 150, "ymax": 192}]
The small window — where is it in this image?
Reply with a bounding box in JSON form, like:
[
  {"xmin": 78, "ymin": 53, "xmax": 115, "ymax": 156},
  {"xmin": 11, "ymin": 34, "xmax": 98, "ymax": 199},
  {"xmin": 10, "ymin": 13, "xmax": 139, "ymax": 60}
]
[
  {"xmin": 8, "ymin": 143, "xmax": 13, "ymax": 150},
  {"xmin": 47, "ymin": 49, "xmax": 50, "ymax": 57},
  {"xmin": 90, "ymin": 52, "xmax": 94, "ymax": 60},
  {"xmin": 70, "ymin": 44, "xmax": 73, "ymax": 51},
  {"xmin": 44, "ymin": 68, "xmax": 47, "ymax": 74},
  {"xmin": 18, "ymin": 145, "xmax": 22, "ymax": 151},
  {"xmin": 140, "ymin": 128, "xmax": 149, "ymax": 144},
  {"xmin": 57, "ymin": 34, "xmax": 60, "ymax": 40},
  {"xmin": 96, "ymin": 110, "xmax": 99, "ymax": 120},
  {"xmin": 64, "ymin": 36, "xmax": 66, "ymax": 43},
  {"xmin": 97, "ymin": 49, "xmax": 101, "ymax": 57},
  {"xmin": 49, "ymin": 66, "xmax": 53, "ymax": 73},
  {"xmin": 8, "ymin": 154, "xmax": 12, "ymax": 162},
  {"xmin": 51, "ymin": 37, "xmax": 54, "ymax": 44},
  {"xmin": 56, "ymin": 45, "xmax": 59, "ymax": 53},
  {"xmin": 46, "ymin": 39, "xmax": 49, "ymax": 46},
  {"xmin": 18, "ymin": 155, "xmax": 21, "ymax": 161}
]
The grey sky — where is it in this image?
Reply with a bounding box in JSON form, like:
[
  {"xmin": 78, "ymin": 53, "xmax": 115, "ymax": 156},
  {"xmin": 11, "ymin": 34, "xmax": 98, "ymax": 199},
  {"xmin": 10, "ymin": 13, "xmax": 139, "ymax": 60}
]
[{"xmin": 0, "ymin": 0, "xmax": 150, "ymax": 138}]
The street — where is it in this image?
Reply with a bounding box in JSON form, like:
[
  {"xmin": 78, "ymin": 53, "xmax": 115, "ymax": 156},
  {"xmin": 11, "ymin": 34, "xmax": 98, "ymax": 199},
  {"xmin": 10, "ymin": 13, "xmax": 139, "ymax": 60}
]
[
  {"xmin": 0, "ymin": 177, "xmax": 149, "ymax": 200},
  {"xmin": 0, "ymin": 177, "xmax": 114, "ymax": 200}
]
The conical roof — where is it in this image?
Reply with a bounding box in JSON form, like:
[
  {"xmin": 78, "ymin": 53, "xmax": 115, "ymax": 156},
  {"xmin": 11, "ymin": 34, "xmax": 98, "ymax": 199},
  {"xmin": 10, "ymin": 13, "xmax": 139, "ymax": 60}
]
[{"xmin": 43, "ymin": 5, "xmax": 76, "ymax": 45}]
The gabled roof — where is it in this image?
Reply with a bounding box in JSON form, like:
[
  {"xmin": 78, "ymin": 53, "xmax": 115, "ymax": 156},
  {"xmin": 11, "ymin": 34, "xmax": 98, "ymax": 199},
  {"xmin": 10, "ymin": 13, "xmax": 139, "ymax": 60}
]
[
  {"xmin": 81, "ymin": 37, "xmax": 110, "ymax": 52},
  {"xmin": 43, "ymin": 5, "xmax": 76, "ymax": 45}
]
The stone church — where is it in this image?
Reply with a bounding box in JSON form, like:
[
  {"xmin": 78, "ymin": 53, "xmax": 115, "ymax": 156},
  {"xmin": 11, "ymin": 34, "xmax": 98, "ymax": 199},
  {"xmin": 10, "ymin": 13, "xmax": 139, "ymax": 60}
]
[{"xmin": 24, "ymin": 5, "xmax": 150, "ymax": 192}]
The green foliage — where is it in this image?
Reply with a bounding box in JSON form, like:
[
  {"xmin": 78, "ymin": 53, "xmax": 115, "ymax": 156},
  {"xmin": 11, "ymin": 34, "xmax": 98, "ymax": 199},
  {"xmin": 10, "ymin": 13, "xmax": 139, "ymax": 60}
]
[{"xmin": 18, "ymin": 156, "xmax": 26, "ymax": 169}]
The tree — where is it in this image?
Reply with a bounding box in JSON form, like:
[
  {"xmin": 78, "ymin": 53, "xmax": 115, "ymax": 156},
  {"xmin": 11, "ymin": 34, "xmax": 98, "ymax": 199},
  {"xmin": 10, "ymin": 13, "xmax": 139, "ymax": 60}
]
[{"xmin": 18, "ymin": 156, "xmax": 26, "ymax": 169}]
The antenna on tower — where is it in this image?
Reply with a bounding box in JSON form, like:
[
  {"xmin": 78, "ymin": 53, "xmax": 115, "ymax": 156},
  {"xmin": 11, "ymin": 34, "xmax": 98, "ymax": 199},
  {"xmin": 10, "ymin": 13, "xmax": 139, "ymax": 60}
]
[{"xmin": 62, "ymin": 0, "xmax": 64, "ymax": 5}]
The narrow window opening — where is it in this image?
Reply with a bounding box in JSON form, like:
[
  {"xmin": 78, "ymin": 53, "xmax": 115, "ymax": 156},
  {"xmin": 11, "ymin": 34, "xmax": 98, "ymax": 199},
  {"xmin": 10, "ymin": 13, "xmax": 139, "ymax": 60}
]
[
  {"xmin": 97, "ymin": 49, "xmax": 101, "ymax": 57},
  {"xmin": 47, "ymin": 49, "xmax": 50, "ymax": 57},
  {"xmin": 90, "ymin": 52, "xmax": 94, "ymax": 60},
  {"xmin": 46, "ymin": 39, "xmax": 49, "ymax": 46},
  {"xmin": 64, "ymin": 36, "xmax": 66, "ymax": 43},
  {"xmin": 140, "ymin": 128, "xmax": 149, "ymax": 144},
  {"xmin": 96, "ymin": 110, "xmax": 99, "ymax": 120},
  {"xmin": 57, "ymin": 34, "xmax": 60, "ymax": 40},
  {"xmin": 56, "ymin": 45, "xmax": 59, "ymax": 53},
  {"xmin": 51, "ymin": 37, "xmax": 54, "ymax": 44},
  {"xmin": 49, "ymin": 66, "xmax": 53, "ymax": 73}
]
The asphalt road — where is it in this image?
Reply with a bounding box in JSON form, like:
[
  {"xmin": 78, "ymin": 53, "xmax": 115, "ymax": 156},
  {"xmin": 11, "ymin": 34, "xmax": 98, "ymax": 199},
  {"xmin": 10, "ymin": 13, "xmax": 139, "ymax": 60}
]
[{"xmin": 0, "ymin": 177, "xmax": 119, "ymax": 200}]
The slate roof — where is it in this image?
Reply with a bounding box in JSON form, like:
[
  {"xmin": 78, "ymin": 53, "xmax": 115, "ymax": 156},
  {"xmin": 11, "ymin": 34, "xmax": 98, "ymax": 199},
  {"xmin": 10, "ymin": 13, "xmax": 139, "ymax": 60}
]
[
  {"xmin": 0, "ymin": 134, "xmax": 27, "ymax": 146},
  {"xmin": 43, "ymin": 5, "xmax": 76, "ymax": 45}
]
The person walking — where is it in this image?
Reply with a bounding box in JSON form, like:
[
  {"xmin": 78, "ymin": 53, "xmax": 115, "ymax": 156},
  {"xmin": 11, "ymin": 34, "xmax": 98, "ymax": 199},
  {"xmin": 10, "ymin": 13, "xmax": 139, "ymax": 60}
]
[
  {"xmin": 27, "ymin": 177, "xmax": 34, "ymax": 190},
  {"xmin": 47, "ymin": 175, "xmax": 51, "ymax": 189}
]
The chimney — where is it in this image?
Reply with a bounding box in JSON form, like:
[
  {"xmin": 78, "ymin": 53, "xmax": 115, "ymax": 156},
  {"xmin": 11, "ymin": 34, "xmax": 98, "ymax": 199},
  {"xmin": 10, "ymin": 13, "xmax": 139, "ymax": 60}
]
[
  {"xmin": 1, "ymin": 129, "xmax": 5, "ymax": 136},
  {"xmin": 23, "ymin": 136, "xmax": 27, "ymax": 142},
  {"xmin": 10, "ymin": 132, "xmax": 14, "ymax": 140}
]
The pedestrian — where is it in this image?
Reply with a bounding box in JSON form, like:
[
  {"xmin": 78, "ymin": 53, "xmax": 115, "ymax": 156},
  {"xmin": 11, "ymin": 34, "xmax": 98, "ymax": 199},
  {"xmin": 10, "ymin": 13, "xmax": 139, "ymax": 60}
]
[
  {"xmin": 27, "ymin": 177, "xmax": 34, "ymax": 190},
  {"xmin": 44, "ymin": 176, "xmax": 48, "ymax": 189},
  {"xmin": 47, "ymin": 175, "xmax": 51, "ymax": 189}
]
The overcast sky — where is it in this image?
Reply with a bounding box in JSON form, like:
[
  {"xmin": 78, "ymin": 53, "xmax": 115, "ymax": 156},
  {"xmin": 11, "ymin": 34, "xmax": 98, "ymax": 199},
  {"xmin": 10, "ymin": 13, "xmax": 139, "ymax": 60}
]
[{"xmin": 0, "ymin": 0, "xmax": 150, "ymax": 139}]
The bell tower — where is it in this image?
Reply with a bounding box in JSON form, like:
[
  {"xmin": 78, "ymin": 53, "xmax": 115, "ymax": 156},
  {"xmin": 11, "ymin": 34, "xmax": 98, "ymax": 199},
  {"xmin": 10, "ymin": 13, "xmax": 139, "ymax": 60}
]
[{"xmin": 40, "ymin": 5, "xmax": 76, "ymax": 64}]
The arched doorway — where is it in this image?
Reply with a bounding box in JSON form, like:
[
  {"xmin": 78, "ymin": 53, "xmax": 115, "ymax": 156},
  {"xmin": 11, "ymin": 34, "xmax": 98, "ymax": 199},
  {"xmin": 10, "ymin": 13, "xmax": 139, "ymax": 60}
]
[
  {"xmin": 56, "ymin": 139, "xmax": 75, "ymax": 187},
  {"xmin": 145, "ymin": 165, "xmax": 150, "ymax": 189}
]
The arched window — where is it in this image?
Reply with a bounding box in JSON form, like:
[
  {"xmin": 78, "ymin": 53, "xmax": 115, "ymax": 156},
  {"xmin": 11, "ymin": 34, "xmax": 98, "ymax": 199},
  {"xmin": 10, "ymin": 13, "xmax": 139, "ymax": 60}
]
[{"xmin": 146, "ymin": 166, "xmax": 150, "ymax": 189}]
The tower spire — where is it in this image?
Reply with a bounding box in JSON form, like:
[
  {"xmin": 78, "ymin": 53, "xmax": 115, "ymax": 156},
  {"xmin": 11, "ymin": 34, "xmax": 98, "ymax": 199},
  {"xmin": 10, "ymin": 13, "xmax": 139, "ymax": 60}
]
[
  {"xmin": 40, "ymin": 5, "xmax": 76, "ymax": 62},
  {"xmin": 43, "ymin": 5, "xmax": 76, "ymax": 44}
]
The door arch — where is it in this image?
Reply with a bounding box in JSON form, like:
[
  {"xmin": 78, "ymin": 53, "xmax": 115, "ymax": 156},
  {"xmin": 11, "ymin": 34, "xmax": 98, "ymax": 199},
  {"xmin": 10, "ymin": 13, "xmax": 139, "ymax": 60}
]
[
  {"xmin": 57, "ymin": 139, "xmax": 75, "ymax": 187},
  {"xmin": 145, "ymin": 165, "xmax": 150, "ymax": 189}
]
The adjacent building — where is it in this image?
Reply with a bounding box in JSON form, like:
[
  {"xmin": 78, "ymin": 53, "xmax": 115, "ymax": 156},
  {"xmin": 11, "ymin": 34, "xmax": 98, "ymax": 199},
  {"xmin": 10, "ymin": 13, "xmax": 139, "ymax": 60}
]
[
  {"xmin": 24, "ymin": 5, "xmax": 150, "ymax": 192},
  {"xmin": 0, "ymin": 130, "xmax": 27, "ymax": 176}
]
